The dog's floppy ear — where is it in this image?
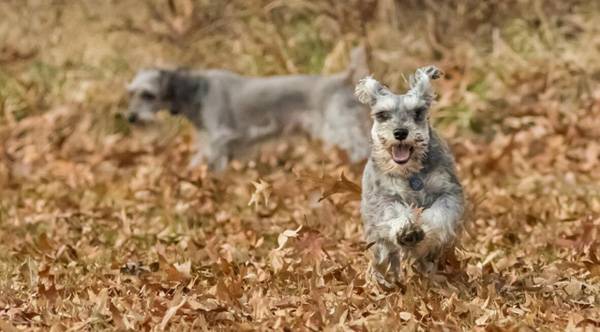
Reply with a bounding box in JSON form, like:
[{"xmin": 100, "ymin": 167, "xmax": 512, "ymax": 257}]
[
  {"xmin": 408, "ymin": 65, "xmax": 443, "ymax": 106},
  {"xmin": 158, "ymin": 69, "xmax": 175, "ymax": 101},
  {"xmin": 355, "ymin": 76, "xmax": 387, "ymax": 106},
  {"xmin": 159, "ymin": 69, "xmax": 210, "ymax": 115}
]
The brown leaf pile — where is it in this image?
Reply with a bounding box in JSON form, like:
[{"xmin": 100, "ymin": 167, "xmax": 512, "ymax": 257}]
[{"xmin": 0, "ymin": 1, "xmax": 599, "ymax": 330}]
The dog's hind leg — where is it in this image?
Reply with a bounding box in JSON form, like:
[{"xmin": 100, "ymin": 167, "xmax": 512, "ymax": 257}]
[
  {"xmin": 319, "ymin": 90, "xmax": 370, "ymax": 162},
  {"xmin": 369, "ymin": 241, "xmax": 405, "ymax": 287}
]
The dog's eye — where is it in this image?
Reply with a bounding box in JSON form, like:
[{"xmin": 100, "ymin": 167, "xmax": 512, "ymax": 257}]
[
  {"xmin": 374, "ymin": 111, "xmax": 391, "ymax": 122},
  {"xmin": 140, "ymin": 91, "xmax": 156, "ymax": 101},
  {"xmin": 414, "ymin": 107, "xmax": 427, "ymax": 121}
]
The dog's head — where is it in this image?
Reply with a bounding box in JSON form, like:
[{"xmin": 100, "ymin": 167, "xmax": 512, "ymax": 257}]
[
  {"xmin": 125, "ymin": 69, "xmax": 208, "ymax": 124},
  {"xmin": 355, "ymin": 66, "xmax": 443, "ymax": 176},
  {"xmin": 126, "ymin": 69, "xmax": 166, "ymax": 123}
]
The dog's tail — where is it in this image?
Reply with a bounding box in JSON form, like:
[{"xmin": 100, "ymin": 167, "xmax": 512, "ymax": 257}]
[{"xmin": 344, "ymin": 44, "xmax": 370, "ymax": 85}]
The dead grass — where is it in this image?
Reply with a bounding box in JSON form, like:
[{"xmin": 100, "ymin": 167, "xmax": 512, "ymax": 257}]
[{"xmin": 0, "ymin": 0, "xmax": 599, "ymax": 330}]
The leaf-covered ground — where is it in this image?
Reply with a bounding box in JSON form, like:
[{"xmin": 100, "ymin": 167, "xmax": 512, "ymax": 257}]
[{"xmin": 0, "ymin": 1, "xmax": 599, "ymax": 330}]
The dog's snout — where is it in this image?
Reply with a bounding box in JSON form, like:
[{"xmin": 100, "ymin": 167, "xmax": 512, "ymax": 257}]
[
  {"xmin": 393, "ymin": 128, "xmax": 409, "ymax": 141},
  {"xmin": 127, "ymin": 113, "xmax": 138, "ymax": 123}
]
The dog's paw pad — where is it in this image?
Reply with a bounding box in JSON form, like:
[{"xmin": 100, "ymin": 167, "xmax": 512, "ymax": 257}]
[{"xmin": 397, "ymin": 224, "xmax": 425, "ymax": 246}]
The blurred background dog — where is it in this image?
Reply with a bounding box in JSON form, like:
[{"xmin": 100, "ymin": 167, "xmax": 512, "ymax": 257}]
[{"xmin": 126, "ymin": 47, "xmax": 371, "ymax": 170}]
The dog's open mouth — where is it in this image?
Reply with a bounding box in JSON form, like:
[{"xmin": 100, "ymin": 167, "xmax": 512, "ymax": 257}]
[{"xmin": 391, "ymin": 144, "xmax": 413, "ymax": 164}]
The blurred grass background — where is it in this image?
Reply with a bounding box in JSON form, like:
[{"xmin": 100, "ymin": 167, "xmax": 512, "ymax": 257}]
[{"xmin": 1, "ymin": 0, "xmax": 598, "ymax": 133}]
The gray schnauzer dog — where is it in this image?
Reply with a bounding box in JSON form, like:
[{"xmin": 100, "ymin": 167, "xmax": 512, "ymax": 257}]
[
  {"xmin": 126, "ymin": 48, "xmax": 370, "ymax": 171},
  {"xmin": 355, "ymin": 66, "xmax": 464, "ymax": 287}
]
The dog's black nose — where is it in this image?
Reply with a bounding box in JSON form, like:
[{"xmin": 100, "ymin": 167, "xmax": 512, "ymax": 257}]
[
  {"xmin": 394, "ymin": 128, "xmax": 409, "ymax": 140},
  {"xmin": 127, "ymin": 113, "xmax": 137, "ymax": 123}
]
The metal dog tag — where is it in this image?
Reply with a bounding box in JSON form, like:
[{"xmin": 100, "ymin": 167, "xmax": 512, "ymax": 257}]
[{"xmin": 409, "ymin": 175, "xmax": 424, "ymax": 191}]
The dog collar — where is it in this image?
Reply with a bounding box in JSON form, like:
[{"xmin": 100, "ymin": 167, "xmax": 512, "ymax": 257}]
[{"xmin": 408, "ymin": 175, "xmax": 424, "ymax": 191}]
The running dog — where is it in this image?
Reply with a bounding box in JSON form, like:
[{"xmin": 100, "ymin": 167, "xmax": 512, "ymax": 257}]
[{"xmin": 355, "ymin": 66, "xmax": 464, "ymax": 287}]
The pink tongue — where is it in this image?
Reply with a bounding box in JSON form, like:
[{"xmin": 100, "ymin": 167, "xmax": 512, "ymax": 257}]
[{"xmin": 392, "ymin": 145, "xmax": 411, "ymax": 163}]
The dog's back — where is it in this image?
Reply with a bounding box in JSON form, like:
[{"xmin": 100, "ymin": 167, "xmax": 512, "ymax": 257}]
[{"xmin": 194, "ymin": 58, "xmax": 371, "ymax": 162}]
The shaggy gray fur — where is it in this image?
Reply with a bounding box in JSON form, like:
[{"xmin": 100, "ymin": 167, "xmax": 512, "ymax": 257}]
[
  {"xmin": 355, "ymin": 66, "xmax": 464, "ymax": 287},
  {"xmin": 126, "ymin": 48, "xmax": 370, "ymax": 170}
]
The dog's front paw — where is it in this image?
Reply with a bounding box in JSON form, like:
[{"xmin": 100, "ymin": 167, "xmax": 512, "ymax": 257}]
[
  {"xmin": 396, "ymin": 223, "xmax": 425, "ymax": 247},
  {"xmin": 420, "ymin": 65, "xmax": 443, "ymax": 80}
]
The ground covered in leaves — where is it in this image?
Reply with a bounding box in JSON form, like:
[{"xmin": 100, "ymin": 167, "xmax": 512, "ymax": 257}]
[{"xmin": 0, "ymin": 1, "xmax": 599, "ymax": 330}]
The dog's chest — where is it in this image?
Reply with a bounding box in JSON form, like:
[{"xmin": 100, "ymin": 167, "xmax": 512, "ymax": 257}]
[{"xmin": 376, "ymin": 174, "xmax": 433, "ymax": 208}]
